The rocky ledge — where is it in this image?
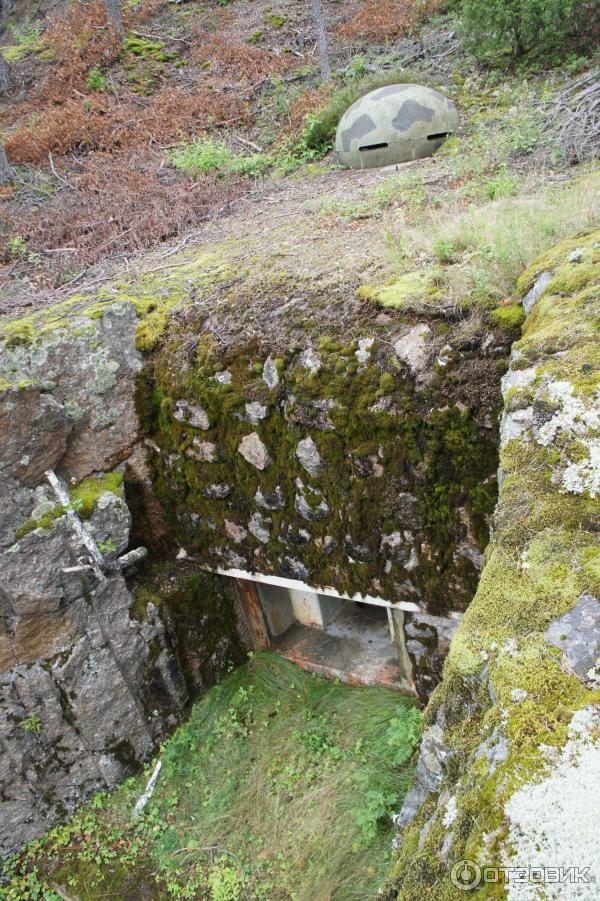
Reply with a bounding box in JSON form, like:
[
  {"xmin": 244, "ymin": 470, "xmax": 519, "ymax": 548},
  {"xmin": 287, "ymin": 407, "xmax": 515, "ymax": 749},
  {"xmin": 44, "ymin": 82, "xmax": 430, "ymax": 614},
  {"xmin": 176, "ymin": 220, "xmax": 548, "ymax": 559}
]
[{"xmin": 383, "ymin": 230, "xmax": 600, "ymax": 901}]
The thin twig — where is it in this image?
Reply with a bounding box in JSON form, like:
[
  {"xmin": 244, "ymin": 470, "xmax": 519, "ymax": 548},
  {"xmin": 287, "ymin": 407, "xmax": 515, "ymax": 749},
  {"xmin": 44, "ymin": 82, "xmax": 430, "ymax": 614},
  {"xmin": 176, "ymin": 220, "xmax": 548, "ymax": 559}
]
[{"xmin": 48, "ymin": 152, "xmax": 72, "ymax": 189}]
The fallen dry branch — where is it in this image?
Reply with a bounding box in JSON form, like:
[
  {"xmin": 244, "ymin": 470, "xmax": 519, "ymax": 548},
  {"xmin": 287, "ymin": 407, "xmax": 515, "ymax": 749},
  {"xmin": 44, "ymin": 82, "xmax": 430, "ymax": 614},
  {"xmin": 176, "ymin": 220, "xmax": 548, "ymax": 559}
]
[{"xmin": 549, "ymin": 68, "xmax": 600, "ymax": 163}]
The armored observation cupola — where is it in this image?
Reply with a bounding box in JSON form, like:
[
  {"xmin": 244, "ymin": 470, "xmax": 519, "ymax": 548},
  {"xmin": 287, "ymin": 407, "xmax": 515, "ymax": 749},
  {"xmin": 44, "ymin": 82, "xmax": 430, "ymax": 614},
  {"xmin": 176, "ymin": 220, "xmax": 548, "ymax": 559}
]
[{"xmin": 335, "ymin": 83, "xmax": 459, "ymax": 170}]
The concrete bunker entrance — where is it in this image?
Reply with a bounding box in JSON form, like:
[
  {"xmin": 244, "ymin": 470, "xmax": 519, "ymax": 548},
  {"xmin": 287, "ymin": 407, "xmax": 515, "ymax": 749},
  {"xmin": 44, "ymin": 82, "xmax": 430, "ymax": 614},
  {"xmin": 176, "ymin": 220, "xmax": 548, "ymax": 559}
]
[{"xmin": 227, "ymin": 570, "xmax": 417, "ymax": 694}]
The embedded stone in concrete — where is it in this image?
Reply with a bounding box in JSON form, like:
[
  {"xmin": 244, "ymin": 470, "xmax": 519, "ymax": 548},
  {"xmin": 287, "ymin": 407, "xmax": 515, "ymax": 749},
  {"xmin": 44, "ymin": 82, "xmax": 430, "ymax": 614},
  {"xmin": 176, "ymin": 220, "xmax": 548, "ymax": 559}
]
[
  {"xmin": 295, "ymin": 480, "xmax": 329, "ymax": 521},
  {"xmin": 315, "ymin": 535, "xmax": 337, "ymax": 556},
  {"xmin": 245, "ymin": 402, "xmax": 268, "ymax": 424},
  {"xmin": 186, "ymin": 439, "xmax": 218, "ymax": 463},
  {"xmin": 522, "ymin": 270, "xmax": 552, "ymax": 315},
  {"xmin": 295, "ymin": 436, "xmax": 323, "ymax": 477},
  {"xmin": 248, "ymin": 512, "xmax": 271, "ymax": 544},
  {"xmin": 238, "ymin": 433, "xmax": 271, "ymax": 470},
  {"xmin": 279, "ymin": 556, "xmax": 310, "ymax": 581},
  {"xmin": 545, "ymin": 594, "xmax": 600, "ymax": 680},
  {"xmin": 224, "ymin": 520, "xmax": 248, "ymax": 544},
  {"xmin": 174, "ymin": 400, "xmax": 209, "ymax": 430},
  {"xmin": 255, "ymin": 485, "xmax": 285, "ymax": 510},
  {"xmin": 394, "ymin": 323, "xmax": 432, "ymax": 376},
  {"xmin": 355, "ymin": 337, "xmax": 374, "ymax": 364},
  {"xmin": 380, "ymin": 531, "xmax": 412, "ymax": 563},
  {"xmin": 262, "ymin": 355, "xmax": 279, "ymax": 389},
  {"xmin": 202, "ymin": 483, "xmax": 231, "ymax": 499},
  {"xmin": 280, "ymin": 525, "xmax": 311, "ymax": 545},
  {"xmin": 298, "ymin": 348, "xmax": 322, "ymax": 373}
]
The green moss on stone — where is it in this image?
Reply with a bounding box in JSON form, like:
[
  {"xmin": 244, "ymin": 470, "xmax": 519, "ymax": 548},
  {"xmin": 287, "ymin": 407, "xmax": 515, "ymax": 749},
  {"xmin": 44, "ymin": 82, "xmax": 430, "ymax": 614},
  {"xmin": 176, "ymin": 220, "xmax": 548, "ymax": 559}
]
[
  {"xmin": 358, "ymin": 269, "xmax": 444, "ymax": 311},
  {"xmin": 69, "ymin": 472, "xmax": 124, "ymax": 520},
  {"xmin": 489, "ymin": 302, "xmax": 525, "ymax": 333}
]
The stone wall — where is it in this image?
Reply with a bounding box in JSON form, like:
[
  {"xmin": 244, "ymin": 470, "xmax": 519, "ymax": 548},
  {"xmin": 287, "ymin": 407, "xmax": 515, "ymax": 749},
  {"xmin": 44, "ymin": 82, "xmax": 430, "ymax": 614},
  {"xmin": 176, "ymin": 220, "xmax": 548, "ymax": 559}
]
[
  {"xmin": 383, "ymin": 230, "xmax": 600, "ymax": 900},
  {"xmin": 139, "ymin": 298, "xmax": 505, "ymax": 665}
]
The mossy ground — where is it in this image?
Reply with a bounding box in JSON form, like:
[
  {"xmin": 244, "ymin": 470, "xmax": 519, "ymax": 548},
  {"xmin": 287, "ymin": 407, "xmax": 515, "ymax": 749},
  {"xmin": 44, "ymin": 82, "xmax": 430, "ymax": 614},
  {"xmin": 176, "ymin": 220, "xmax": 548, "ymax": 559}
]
[{"xmin": 1, "ymin": 653, "xmax": 420, "ymax": 901}]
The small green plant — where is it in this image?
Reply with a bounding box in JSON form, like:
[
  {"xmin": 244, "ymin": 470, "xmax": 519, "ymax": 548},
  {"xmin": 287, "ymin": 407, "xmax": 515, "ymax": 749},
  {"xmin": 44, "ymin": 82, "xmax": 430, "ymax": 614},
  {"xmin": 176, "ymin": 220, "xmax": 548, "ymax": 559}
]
[
  {"xmin": 123, "ymin": 35, "xmax": 178, "ymax": 63},
  {"xmin": 208, "ymin": 861, "xmax": 243, "ymax": 901},
  {"xmin": 98, "ymin": 537, "xmax": 117, "ymax": 554},
  {"xmin": 7, "ymin": 18, "xmax": 42, "ymax": 52},
  {"xmin": 347, "ymin": 55, "xmax": 368, "ymax": 78},
  {"xmin": 20, "ymin": 714, "xmax": 42, "ymax": 734},
  {"xmin": 482, "ymin": 169, "xmax": 519, "ymax": 201},
  {"xmin": 7, "ymin": 236, "xmax": 43, "ymax": 267},
  {"xmin": 7, "ymin": 236, "xmax": 28, "ymax": 257},
  {"xmin": 86, "ymin": 67, "xmax": 109, "ymax": 92},
  {"xmin": 169, "ymin": 139, "xmax": 271, "ymax": 179},
  {"xmin": 264, "ymin": 13, "xmax": 286, "ymax": 27}
]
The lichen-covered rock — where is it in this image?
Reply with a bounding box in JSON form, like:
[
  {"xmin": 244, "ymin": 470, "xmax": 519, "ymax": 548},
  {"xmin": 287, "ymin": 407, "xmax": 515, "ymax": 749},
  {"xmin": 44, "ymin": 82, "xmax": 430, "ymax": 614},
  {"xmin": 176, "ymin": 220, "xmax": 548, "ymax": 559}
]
[
  {"xmin": 0, "ymin": 324, "xmax": 249, "ymax": 855},
  {"xmin": 545, "ymin": 594, "xmax": 600, "ymax": 683},
  {"xmin": 384, "ymin": 230, "xmax": 600, "ymax": 901},
  {"xmin": 0, "ymin": 303, "xmax": 143, "ymax": 480},
  {"xmin": 0, "ymin": 386, "xmax": 72, "ymax": 486}
]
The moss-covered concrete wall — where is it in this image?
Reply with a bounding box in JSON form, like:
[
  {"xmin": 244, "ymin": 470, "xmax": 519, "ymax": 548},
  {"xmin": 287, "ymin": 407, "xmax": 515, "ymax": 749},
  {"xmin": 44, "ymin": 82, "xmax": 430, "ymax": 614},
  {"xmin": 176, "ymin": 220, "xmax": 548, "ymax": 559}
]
[
  {"xmin": 137, "ymin": 300, "xmax": 504, "ymax": 622},
  {"xmin": 383, "ymin": 230, "xmax": 600, "ymax": 900}
]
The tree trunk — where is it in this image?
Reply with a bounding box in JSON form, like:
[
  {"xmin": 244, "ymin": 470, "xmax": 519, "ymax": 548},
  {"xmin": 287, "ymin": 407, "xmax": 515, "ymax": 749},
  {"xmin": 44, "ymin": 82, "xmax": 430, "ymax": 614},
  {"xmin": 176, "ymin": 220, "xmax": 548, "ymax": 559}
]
[
  {"xmin": 0, "ymin": 52, "xmax": 10, "ymax": 93},
  {"xmin": 0, "ymin": 143, "xmax": 13, "ymax": 185},
  {"xmin": 0, "ymin": 0, "xmax": 14, "ymax": 32},
  {"xmin": 311, "ymin": 0, "xmax": 331, "ymax": 82},
  {"xmin": 104, "ymin": 0, "xmax": 124, "ymax": 35}
]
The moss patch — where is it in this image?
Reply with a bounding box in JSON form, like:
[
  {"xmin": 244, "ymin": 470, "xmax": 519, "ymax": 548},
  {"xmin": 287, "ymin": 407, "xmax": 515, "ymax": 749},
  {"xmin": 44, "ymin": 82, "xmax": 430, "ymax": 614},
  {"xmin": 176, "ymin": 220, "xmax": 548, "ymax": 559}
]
[
  {"xmin": 69, "ymin": 472, "xmax": 123, "ymax": 519},
  {"xmin": 358, "ymin": 269, "xmax": 444, "ymax": 312}
]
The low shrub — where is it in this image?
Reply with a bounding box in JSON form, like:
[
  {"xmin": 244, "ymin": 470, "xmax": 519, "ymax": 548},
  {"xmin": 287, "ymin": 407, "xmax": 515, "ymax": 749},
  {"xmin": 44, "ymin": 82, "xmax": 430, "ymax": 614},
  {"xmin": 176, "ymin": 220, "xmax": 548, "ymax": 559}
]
[
  {"xmin": 5, "ymin": 88, "xmax": 248, "ymax": 163},
  {"xmin": 0, "ymin": 149, "xmax": 247, "ymax": 285},
  {"xmin": 194, "ymin": 30, "xmax": 293, "ymax": 80},
  {"xmin": 461, "ymin": 0, "xmax": 600, "ymax": 62}
]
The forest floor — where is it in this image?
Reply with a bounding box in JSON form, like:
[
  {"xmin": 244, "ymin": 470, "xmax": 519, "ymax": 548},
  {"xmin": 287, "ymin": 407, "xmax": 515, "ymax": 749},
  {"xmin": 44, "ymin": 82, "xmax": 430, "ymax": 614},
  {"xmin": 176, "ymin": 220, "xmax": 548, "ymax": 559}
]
[{"xmin": 1, "ymin": 0, "xmax": 598, "ymax": 322}]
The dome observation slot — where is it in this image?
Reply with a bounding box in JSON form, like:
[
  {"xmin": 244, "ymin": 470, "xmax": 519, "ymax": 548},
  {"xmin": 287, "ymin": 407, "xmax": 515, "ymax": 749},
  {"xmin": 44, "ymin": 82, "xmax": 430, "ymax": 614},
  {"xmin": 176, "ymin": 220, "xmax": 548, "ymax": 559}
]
[{"xmin": 358, "ymin": 142, "xmax": 389, "ymax": 152}]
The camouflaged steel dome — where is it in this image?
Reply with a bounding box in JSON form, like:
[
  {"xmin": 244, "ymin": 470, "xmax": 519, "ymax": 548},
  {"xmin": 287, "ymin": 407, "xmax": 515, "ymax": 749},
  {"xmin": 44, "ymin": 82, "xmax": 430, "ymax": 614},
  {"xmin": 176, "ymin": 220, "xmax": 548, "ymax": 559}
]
[{"xmin": 335, "ymin": 83, "xmax": 459, "ymax": 170}]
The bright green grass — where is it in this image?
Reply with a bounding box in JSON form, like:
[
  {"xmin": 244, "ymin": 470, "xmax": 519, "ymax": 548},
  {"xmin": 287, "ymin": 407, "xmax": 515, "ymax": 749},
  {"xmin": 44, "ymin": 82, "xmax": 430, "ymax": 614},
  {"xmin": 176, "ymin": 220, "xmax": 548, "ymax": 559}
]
[{"xmin": 2, "ymin": 653, "xmax": 420, "ymax": 901}]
